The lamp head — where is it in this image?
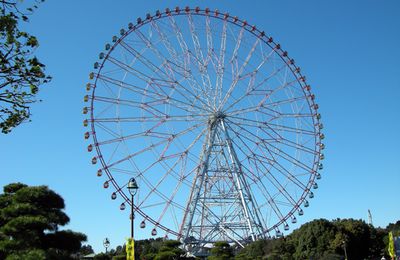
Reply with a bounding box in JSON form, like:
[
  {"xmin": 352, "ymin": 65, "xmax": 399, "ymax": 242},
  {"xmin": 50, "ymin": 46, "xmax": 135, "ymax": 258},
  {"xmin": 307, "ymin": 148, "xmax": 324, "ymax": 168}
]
[{"xmin": 127, "ymin": 177, "xmax": 139, "ymax": 195}]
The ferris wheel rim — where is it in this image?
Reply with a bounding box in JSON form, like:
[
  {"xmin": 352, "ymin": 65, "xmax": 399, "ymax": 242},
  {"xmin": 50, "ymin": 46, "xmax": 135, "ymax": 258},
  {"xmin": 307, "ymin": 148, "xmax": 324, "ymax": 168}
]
[{"xmin": 86, "ymin": 6, "xmax": 324, "ymax": 237}]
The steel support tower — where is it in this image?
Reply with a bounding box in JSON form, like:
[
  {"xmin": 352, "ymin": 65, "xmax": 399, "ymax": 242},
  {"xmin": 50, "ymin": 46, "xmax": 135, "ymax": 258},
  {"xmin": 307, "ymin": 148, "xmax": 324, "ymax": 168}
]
[{"xmin": 180, "ymin": 112, "xmax": 265, "ymax": 255}]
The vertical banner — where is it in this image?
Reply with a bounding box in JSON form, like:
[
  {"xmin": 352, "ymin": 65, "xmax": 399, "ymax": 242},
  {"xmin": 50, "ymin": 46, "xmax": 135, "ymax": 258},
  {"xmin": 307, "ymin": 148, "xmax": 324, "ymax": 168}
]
[
  {"xmin": 388, "ymin": 232, "xmax": 395, "ymax": 259},
  {"xmin": 126, "ymin": 238, "xmax": 135, "ymax": 260}
]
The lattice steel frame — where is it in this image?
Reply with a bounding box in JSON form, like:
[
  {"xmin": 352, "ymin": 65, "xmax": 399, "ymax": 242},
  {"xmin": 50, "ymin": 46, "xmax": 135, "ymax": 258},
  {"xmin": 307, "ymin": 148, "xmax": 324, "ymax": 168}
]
[{"xmin": 83, "ymin": 6, "xmax": 325, "ymax": 255}]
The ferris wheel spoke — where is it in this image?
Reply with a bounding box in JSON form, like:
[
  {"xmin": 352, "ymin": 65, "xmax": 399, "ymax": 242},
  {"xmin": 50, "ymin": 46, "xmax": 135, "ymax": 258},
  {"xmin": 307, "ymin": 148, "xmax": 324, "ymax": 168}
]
[
  {"xmin": 219, "ymin": 36, "xmax": 260, "ymax": 111},
  {"xmin": 169, "ymin": 15, "xmax": 214, "ymax": 108},
  {"xmin": 257, "ymin": 125, "xmax": 317, "ymax": 155},
  {"xmin": 229, "ymin": 26, "xmax": 245, "ymax": 69},
  {"xmin": 149, "ymin": 20, "xmax": 181, "ymax": 65},
  {"xmin": 187, "ymin": 14, "xmax": 214, "ymax": 106},
  {"xmin": 228, "ymin": 117, "xmax": 317, "ymax": 156},
  {"xmin": 167, "ymin": 15, "xmax": 191, "ymax": 70},
  {"xmin": 104, "ymin": 56, "xmax": 204, "ymax": 110},
  {"xmin": 105, "ymin": 141, "xmax": 122, "ymax": 165},
  {"xmin": 205, "ymin": 15, "xmax": 214, "ymax": 69},
  {"xmin": 106, "ymin": 55, "xmax": 174, "ymax": 86},
  {"xmin": 241, "ymin": 163, "xmax": 290, "ymax": 227},
  {"xmin": 94, "ymin": 121, "xmax": 120, "ymax": 139},
  {"xmin": 227, "ymin": 94, "xmax": 307, "ymax": 117},
  {"xmin": 118, "ymin": 40, "xmax": 177, "ymax": 84},
  {"xmin": 230, "ymin": 105, "xmax": 312, "ymax": 122},
  {"xmin": 149, "ymin": 20, "xmax": 210, "ymax": 104},
  {"xmin": 138, "ymin": 175, "xmax": 186, "ymax": 211},
  {"xmin": 154, "ymin": 160, "xmax": 190, "ymax": 229},
  {"xmin": 228, "ymin": 116, "xmax": 315, "ymax": 136},
  {"xmin": 247, "ymin": 160, "xmax": 298, "ymax": 207},
  {"xmin": 93, "ymin": 95, "xmax": 163, "ymax": 110},
  {"xmin": 214, "ymin": 18, "xmax": 227, "ymax": 108},
  {"xmin": 225, "ymin": 122, "xmax": 309, "ymax": 191},
  {"xmin": 242, "ymin": 168, "xmax": 287, "ymax": 227},
  {"xmin": 92, "ymin": 100, "xmax": 116, "ymax": 119},
  {"xmin": 131, "ymin": 29, "xmax": 181, "ymax": 78},
  {"xmin": 96, "ymin": 122, "xmax": 171, "ymax": 146},
  {"xmin": 254, "ymin": 79, "xmax": 299, "ymax": 111},
  {"xmin": 223, "ymin": 63, "xmax": 289, "ymax": 113},
  {"xmin": 132, "ymin": 157, "xmax": 190, "ymax": 211},
  {"xmin": 178, "ymin": 127, "xmax": 208, "ymax": 166},
  {"xmin": 92, "ymin": 114, "xmax": 207, "ymax": 123},
  {"xmin": 251, "ymin": 151, "xmax": 308, "ymax": 193},
  {"xmin": 131, "ymin": 29, "xmax": 211, "ymax": 109},
  {"xmin": 138, "ymin": 155, "xmax": 184, "ymax": 208},
  {"xmin": 105, "ymin": 121, "xmax": 206, "ymax": 169},
  {"xmin": 255, "ymin": 48, "xmax": 276, "ymax": 72},
  {"xmin": 97, "ymin": 74, "xmax": 208, "ymax": 114},
  {"xmin": 222, "ymin": 47, "xmax": 276, "ymax": 112},
  {"xmin": 227, "ymin": 119, "xmax": 315, "ymax": 173}
]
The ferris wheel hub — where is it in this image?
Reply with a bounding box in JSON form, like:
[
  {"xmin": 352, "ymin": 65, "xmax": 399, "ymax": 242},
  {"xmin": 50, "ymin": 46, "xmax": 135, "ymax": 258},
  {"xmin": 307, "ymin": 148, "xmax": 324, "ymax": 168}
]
[{"xmin": 209, "ymin": 111, "xmax": 226, "ymax": 126}]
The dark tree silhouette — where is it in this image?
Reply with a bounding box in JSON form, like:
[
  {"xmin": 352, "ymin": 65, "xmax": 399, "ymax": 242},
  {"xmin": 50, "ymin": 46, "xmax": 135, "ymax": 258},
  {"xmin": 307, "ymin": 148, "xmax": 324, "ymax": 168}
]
[{"xmin": 0, "ymin": 182, "xmax": 86, "ymax": 259}]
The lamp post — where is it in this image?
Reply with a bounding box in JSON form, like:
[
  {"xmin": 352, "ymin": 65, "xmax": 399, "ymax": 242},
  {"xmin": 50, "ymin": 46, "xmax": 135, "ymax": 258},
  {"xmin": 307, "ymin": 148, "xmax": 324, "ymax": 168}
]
[
  {"xmin": 103, "ymin": 237, "xmax": 110, "ymax": 253},
  {"xmin": 127, "ymin": 178, "xmax": 139, "ymax": 240},
  {"xmin": 342, "ymin": 240, "xmax": 348, "ymax": 260}
]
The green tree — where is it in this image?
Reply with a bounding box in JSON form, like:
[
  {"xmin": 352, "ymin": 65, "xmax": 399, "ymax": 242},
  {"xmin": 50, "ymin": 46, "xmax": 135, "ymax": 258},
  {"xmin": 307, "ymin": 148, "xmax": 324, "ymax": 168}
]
[
  {"xmin": 154, "ymin": 240, "xmax": 185, "ymax": 260},
  {"xmin": 387, "ymin": 220, "xmax": 400, "ymax": 236},
  {"xmin": 135, "ymin": 238, "xmax": 163, "ymax": 259},
  {"xmin": 79, "ymin": 244, "xmax": 95, "ymax": 256},
  {"xmin": 209, "ymin": 241, "xmax": 234, "ymax": 260},
  {"xmin": 93, "ymin": 253, "xmax": 111, "ymax": 260},
  {"xmin": 0, "ymin": 183, "xmax": 87, "ymax": 259},
  {"xmin": 289, "ymin": 219, "xmax": 337, "ymax": 259},
  {"xmin": 0, "ymin": 0, "xmax": 51, "ymax": 134},
  {"xmin": 332, "ymin": 218, "xmax": 371, "ymax": 259},
  {"xmin": 235, "ymin": 239, "xmax": 265, "ymax": 260}
]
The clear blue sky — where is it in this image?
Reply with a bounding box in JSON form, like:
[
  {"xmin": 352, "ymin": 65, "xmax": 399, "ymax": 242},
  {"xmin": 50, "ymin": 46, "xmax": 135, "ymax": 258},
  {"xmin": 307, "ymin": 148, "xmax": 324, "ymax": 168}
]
[{"xmin": 1, "ymin": 0, "xmax": 399, "ymax": 253}]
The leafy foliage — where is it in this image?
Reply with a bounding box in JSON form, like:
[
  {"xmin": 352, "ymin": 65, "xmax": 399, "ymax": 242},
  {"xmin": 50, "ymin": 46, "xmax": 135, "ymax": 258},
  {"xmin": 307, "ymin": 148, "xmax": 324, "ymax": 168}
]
[
  {"xmin": 0, "ymin": 182, "xmax": 87, "ymax": 259},
  {"xmin": 0, "ymin": 0, "xmax": 51, "ymax": 134},
  {"xmin": 154, "ymin": 240, "xmax": 185, "ymax": 260},
  {"xmin": 209, "ymin": 241, "xmax": 234, "ymax": 260},
  {"xmin": 79, "ymin": 244, "xmax": 94, "ymax": 256},
  {"xmin": 235, "ymin": 218, "xmax": 393, "ymax": 259},
  {"xmin": 93, "ymin": 239, "xmax": 191, "ymax": 260},
  {"xmin": 92, "ymin": 218, "xmax": 397, "ymax": 259}
]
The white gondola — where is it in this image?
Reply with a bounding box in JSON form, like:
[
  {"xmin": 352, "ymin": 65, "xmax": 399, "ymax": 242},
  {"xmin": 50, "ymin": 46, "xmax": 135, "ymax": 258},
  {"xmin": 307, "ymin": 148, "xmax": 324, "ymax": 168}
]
[
  {"xmin": 120, "ymin": 203, "xmax": 126, "ymax": 210},
  {"xmin": 103, "ymin": 181, "xmax": 109, "ymax": 189},
  {"xmin": 284, "ymin": 223, "xmax": 289, "ymax": 231},
  {"xmin": 140, "ymin": 220, "xmax": 146, "ymax": 229},
  {"xmin": 111, "ymin": 192, "xmax": 117, "ymax": 200}
]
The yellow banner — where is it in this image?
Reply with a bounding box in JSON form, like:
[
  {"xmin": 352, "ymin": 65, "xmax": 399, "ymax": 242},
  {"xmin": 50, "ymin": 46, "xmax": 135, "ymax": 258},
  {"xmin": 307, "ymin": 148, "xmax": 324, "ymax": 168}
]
[
  {"xmin": 388, "ymin": 232, "xmax": 395, "ymax": 258},
  {"xmin": 126, "ymin": 238, "xmax": 135, "ymax": 260}
]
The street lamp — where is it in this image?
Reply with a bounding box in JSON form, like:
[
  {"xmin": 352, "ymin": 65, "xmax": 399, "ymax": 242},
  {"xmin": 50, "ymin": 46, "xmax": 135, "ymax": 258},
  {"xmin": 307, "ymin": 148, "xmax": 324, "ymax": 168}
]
[
  {"xmin": 103, "ymin": 237, "xmax": 110, "ymax": 253},
  {"xmin": 342, "ymin": 240, "xmax": 348, "ymax": 260},
  {"xmin": 127, "ymin": 178, "xmax": 139, "ymax": 240}
]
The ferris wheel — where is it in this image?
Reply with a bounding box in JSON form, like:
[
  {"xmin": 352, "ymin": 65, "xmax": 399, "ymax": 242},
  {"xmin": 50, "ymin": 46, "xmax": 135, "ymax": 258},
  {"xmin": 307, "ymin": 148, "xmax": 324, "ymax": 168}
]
[{"xmin": 83, "ymin": 6, "xmax": 324, "ymax": 254}]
